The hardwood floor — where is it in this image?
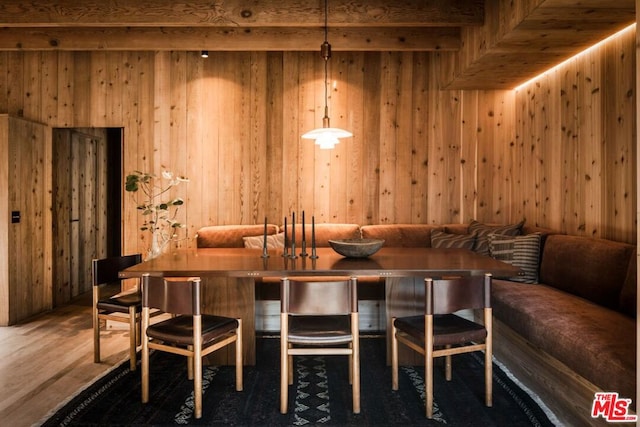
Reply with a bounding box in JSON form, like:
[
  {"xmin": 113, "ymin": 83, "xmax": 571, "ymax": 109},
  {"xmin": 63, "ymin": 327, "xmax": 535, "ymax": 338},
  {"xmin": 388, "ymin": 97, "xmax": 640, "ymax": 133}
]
[{"xmin": 0, "ymin": 292, "xmax": 131, "ymax": 427}]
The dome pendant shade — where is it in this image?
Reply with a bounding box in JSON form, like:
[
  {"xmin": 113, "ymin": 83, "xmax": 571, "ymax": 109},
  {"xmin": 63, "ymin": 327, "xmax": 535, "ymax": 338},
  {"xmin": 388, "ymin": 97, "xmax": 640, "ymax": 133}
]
[
  {"xmin": 302, "ymin": 127, "xmax": 352, "ymax": 149},
  {"xmin": 302, "ymin": 127, "xmax": 353, "ymax": 140},
  {"xmin": 302, "ymin": 107, "xmax": 352, "ymax": 149}
]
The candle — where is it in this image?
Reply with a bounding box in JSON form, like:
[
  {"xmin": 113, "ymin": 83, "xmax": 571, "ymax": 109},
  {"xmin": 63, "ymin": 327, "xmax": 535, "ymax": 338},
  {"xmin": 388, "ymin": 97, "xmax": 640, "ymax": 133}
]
[
  {"xmin": 311, "ymin": 215, "xmax": 317, "ymax": 258},
  {"xmin": 261, "ymin": 217, "xmax": 269, "ymax": 258},
  {"xmin": 290, "ymin": 211, "xmax": 297, "ymax": 258},
  {"xmin": 283, "ymin": 216, "xmax": 288, "ymax": 257},
  {"xmin": 263, "ymin": 217, "xmax": 267, "ymax": 250},
  {"xmin": 291, "ymin": 211, "xmax": 296, "ymax": 245},
  {"xmin": 301, "ymin": 210, "xmax": 307, "ymax": 257}
]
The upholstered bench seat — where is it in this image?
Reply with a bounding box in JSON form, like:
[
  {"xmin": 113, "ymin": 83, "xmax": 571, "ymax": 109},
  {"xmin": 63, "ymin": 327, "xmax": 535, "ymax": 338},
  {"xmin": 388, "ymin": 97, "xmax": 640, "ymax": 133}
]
[{"xmin": 492, "ymin": 279, "xmax": 635, "ymax": 401}]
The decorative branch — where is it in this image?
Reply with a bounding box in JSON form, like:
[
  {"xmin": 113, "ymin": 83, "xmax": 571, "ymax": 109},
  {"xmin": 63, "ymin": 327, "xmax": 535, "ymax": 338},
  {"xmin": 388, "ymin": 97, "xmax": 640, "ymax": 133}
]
[{"xmin": 125, "ymin": 170, "xmax": 189, "ymax": 259}]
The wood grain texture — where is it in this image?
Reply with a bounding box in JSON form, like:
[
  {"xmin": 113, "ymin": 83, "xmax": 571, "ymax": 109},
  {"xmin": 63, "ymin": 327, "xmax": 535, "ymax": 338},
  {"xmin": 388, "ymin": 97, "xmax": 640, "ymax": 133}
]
[
  {"xmin": 0, "ymin": 26, "xmax": 462, "ymax": 52},
  {"xmin": 2, "ymin": 116, "xmax": 51, "ymax": 325},
  {"xmin": 0, "ymin": 0, "xmax": 631, "ymax": 90},
  {"xmin": 442, "ymin": 0, "xmax": 635, "ymax": 89},
  {"xmin": 0, "ymin": 24, "xmax": 634, "ymax": 323},
  {"xmin": 513, "ymin": 26, "xmax": 636, "ymax": 240},
  {"xmin": 0, "ymin": 292, "xmax": 131, "ymax": 425},
  {"xmin": 0, "ymin": 0, "xmax": 484, "ymax": 27},
  {"xmin": 0, "ymin": 115, "xmax": 8, "ymax": 325}
]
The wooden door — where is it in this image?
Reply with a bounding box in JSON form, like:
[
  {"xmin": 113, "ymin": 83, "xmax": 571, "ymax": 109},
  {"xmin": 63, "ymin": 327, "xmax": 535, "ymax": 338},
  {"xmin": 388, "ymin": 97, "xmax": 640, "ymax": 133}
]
[{"xmin": 52, "ymin": 128, "xmax": 108, "ymax": 306}]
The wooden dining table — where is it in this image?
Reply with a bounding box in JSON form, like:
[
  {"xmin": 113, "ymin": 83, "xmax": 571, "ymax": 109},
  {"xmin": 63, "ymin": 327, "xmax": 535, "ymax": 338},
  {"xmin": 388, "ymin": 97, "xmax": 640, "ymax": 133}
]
[{"xmin": 120, "ymin": 247, "xmax": 522, "ymax": 365}]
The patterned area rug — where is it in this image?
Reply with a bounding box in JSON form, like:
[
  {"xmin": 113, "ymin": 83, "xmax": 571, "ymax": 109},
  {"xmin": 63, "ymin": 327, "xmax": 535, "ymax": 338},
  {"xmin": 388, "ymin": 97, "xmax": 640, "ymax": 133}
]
[{"xmin": 42, "ymin": 337, "xmax": 557, "ymax": 426}]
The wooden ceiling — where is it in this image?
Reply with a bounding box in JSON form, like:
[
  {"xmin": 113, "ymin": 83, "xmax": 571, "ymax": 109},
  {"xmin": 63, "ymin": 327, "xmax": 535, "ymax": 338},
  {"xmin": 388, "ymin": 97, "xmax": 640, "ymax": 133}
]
[{"xmin": 0, "ymin": 0, "xmax": 635, "ymax": 89}]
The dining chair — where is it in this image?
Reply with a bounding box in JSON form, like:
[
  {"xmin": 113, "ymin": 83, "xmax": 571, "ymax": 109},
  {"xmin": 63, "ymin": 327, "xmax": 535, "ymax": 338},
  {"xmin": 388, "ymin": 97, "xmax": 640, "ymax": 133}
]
[
  {"xmin": 92, "ymin": 253, "xmax": 143, "ymax": 371},
  {"xmin": 141, "ymin": 274, "xmax": 243, "ymax": 419},
  {"xmin": 391, "ymin": 273, "xmax": 493, "ymax": 418},
  {"xmin": 280, "ymin": 276, "xmax": 360, "ymax": 414}
]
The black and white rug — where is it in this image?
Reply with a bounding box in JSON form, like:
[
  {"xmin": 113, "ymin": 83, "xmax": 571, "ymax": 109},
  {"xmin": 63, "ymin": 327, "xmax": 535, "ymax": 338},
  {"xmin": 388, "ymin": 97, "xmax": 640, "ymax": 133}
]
[{"xmin": 42, "ymin": 337, "xmax": 557, "ymax": 426}]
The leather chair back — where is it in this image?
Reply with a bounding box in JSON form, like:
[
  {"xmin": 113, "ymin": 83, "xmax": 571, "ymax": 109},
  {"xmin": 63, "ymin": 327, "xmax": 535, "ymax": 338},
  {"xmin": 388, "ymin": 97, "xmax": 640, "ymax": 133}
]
[
  {"xmin": 143, "ymin": 276, "xmax": 201, "ymax": 316},
  {"xmin": 426, "ymin": 274, "xmax": 491, "ymax": 315},
  {"xmin": 93, "ymin": 253, "xmax": 142, "ymax": 286},
  {"xmin": 281, "ymin": 278, "xmax": 358, "ymax": 315}
]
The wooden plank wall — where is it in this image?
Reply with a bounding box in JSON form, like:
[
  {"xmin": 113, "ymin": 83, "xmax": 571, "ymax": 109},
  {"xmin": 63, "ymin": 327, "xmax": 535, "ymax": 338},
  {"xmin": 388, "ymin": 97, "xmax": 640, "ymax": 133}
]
[
  {"xmin": 0, "ymin": 26, "xmax": 634, "ymax": 293},
  {"xmin": 512, "ymin": 26, "xmax": 636, "ymax": 240},
  {"xmin": 1, "ymin": 116, "xmax": 52, "ymax": 325},
  {"xmin": 0, "ymin": 50, "xmax": 506, "ymax": 257},
  {"xmin": 0, "ymin": 115, "xmax": 8, "ymax": 325}
]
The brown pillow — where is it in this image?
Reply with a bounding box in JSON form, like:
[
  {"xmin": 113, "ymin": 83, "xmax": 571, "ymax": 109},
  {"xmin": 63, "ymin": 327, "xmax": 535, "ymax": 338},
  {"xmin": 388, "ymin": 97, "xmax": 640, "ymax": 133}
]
[
  {"xmin": 430, "ymin": 230, "xmax": 476, "ymax": 250},
  {"xmin": 469, "ymin": 219, "xmax": 525, "ymax": 256}
]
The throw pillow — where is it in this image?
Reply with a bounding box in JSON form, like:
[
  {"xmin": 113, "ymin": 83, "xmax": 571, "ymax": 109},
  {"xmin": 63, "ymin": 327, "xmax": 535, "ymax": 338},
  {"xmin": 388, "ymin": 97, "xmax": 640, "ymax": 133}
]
[
  {"xmin": 489, "ymin": 232, "xmax": 542, "ymax": 283},
  {"xmin": 243, "ymin": 233, "xmax": 285, "ymax": 250},
  {"xmin": 469, "ymin": 219, "xmax": 525, "ymax": 256},
  {"xmin": 431, "ymin": 230, "xmax": 476, "ymax": 250}
]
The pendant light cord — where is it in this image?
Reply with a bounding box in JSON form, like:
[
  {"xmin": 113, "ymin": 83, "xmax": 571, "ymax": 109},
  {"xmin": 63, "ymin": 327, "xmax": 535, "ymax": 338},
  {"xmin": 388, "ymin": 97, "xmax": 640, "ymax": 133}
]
[
  {"xmin": 324, "ymin": 0, "xmax": 329, "ymax": 44},
  {"xmin": 321, "ymin": 0, "xmax": 331, "ymax": 126}
]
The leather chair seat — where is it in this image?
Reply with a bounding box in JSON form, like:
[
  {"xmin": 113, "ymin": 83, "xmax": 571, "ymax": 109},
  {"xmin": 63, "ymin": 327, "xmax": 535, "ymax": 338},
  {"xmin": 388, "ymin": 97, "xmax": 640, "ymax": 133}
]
[
  {"xmin": 394, "ymin": 314, "xmax": 487, "ymax": 347},
  {"xmin": 97, "ymin": 291, "xmax": 141, "ymax": 313},
  {"xmin": 147, "ymin": 315, "xmax": 239, "ymax": 346},
  {"xmin": 288, "ymin": 315, "xmax": 352, "ymax": 345}
]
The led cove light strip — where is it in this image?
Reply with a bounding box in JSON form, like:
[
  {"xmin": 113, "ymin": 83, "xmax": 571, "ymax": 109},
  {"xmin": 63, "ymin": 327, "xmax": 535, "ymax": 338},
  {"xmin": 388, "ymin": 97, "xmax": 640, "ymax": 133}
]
[{"xmin": 514, "ymin": 23, "xmax": 636, "ymax": 92}]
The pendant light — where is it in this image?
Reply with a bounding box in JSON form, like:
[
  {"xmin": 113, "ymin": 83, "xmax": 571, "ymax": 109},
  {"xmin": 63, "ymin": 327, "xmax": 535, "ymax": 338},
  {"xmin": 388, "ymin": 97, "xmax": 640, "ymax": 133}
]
[{"xmin": 301, "ymin": 0, "xmax": 352, "ymax": 149}]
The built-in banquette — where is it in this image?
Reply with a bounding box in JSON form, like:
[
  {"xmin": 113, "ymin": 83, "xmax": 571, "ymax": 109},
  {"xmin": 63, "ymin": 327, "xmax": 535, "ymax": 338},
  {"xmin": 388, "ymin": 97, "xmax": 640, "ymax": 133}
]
[{"xmin": 196, "ymin": 221, "xmax": 636, "ymax": 426}]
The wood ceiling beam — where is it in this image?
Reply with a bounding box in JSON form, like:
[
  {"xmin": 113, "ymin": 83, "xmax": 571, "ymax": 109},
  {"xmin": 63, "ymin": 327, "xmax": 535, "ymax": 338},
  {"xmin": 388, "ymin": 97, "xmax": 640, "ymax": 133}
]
[
  {"xmin": 441, "ymin": 0, "xmax": 636, "ymax": 90},
  {"xmin": 0, "ymin": 0, "xmax": 484, "ymax": 27},
  {"xmin": 0, "ymin": 27, "xmax": 460, "ymax": 51}
]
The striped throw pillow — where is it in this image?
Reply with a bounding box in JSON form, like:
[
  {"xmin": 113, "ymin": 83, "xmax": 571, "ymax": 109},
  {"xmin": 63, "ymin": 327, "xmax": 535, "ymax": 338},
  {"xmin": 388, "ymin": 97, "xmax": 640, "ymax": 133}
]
[
  {"xmin": 431, "ymin": 230, "xmax": 476, "ymax": 250},
  {"xmin": 489, "ymin": 233, "xmax": 542, "ymax": 283},
  {"xmin": 469, "ymin": 220, "xmax": 525, "ymax": 256}
]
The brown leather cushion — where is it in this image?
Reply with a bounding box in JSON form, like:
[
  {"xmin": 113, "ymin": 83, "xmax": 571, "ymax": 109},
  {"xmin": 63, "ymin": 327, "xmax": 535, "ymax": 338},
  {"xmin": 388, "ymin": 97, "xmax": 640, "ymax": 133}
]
[
  {"xmin": 281, "ymin": 223, "xmax": 361, "ymax": 247},
  {"xmin": 146, "ymin": 315, "xmax": 238, "ymax": 346},
  {"xmin": 394, "ymin": 314, "xmax": 487, "ymax": 347},
  {"xmin": 492, "ymin": 279, "xmax": 636, "ymax": 402},
  {"xmin": 360, "ymin": 224, "xmax": 442, "ymax": 247},
  {"xmin": 442, "ymin": 223, "xmax": 471, "ymax": 234},
  {"xmin": 539, "ymin": 234, "xmax": 634, "ymax": 309},
  {"xmin": 196, "ymin": 224, "xmax": 279, "ymax": 248}
]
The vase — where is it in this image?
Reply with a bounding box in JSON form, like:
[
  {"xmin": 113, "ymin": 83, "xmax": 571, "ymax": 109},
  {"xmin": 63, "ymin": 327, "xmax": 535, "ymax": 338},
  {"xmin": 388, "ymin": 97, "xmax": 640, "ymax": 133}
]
[{"xmin": 146, "ymin": 231, "xmax": 169, "ymax": 260}]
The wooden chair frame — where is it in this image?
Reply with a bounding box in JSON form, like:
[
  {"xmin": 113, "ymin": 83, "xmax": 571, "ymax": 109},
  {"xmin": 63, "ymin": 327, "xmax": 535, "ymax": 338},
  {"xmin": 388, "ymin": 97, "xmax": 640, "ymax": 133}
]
[
  {"xmin": 391, "ymin": 273, "xmax": 493, "ymax": 418},
  {"xmin": 141, "ymin": 274, "xmax": 242, "ymax": 419},
  {"xmin": 280, "ymin": 277, "xmax": 360, "ymax": 414},
  {"xmin": 92, "ymin": 254, "xmax": 143, "ymax": 371}
]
